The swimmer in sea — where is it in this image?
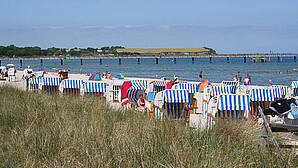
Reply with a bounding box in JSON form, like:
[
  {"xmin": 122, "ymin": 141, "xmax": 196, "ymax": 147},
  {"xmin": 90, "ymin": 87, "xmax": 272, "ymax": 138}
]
[
  {"xmin": 269, "ymin": 79, "xmax": 272, "ymax": 86},
  {"xmin": 198, "ymin": 71, "xmax": 203, "ymax": 81}
]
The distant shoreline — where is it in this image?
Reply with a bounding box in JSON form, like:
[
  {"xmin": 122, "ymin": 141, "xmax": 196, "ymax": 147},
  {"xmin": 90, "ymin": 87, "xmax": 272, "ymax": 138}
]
[{"xmin": 1, "ymin": 53, "xmax": 297, "ymax": 60}]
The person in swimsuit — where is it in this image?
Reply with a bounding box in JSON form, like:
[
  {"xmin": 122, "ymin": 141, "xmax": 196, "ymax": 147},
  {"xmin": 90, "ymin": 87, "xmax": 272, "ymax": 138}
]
[
  {"xmin": 137, "ymin": 94, "xmax": 147, "ymax": 112},
  {"xmin": 244, "ymin": 74, "xmax": 250, "ymax": 86}
]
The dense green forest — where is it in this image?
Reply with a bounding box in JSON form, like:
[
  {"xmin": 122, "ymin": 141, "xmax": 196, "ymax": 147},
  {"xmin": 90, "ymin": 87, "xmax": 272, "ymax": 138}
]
[{"xmin": 0, "ymin": 45, "xmax": 124, "ymax": 57}]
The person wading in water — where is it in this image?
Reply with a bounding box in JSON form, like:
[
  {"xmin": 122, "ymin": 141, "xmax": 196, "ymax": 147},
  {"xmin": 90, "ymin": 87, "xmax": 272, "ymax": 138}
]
[
  {"xmin": 238, "ymin": 72, "xmax": 242, "ymax": 83},
  {"xmin": 199, "ymin": 71, "xmax": 203, "ymax": 81}
]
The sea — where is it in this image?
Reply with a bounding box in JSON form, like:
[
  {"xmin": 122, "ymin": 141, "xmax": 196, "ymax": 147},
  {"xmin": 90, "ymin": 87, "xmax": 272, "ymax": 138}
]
[{"xmin": 2, "ymin": 57, "xmax": 297, "ymax": 86}]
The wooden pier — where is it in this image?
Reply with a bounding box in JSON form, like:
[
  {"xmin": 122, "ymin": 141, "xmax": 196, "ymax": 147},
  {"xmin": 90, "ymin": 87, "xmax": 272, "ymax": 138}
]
[{"xmin": 0, "ymin": 53, "xmax": 297, "ymax": 65}]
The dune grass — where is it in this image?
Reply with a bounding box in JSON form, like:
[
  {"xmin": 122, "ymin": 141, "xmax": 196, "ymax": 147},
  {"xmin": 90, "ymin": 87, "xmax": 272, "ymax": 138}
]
[{"xmin": 0, "ymin": 86, "xmax": 297, "ymax": 167}]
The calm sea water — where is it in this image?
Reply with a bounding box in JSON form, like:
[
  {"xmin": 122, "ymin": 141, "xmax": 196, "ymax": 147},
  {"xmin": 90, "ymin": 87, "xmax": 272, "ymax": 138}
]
[{"xmin": 2, "ymin": 57, "xmax": 297, "ymax": 85}]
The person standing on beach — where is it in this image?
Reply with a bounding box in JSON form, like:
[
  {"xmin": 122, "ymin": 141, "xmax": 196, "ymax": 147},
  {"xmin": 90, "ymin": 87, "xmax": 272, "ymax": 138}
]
[
  {"xmin": 233, "ymin": 75, "xmax": 238, "ymax": 81},
  {"xmin": 238, "ymin": 72, "xmax": 242, "ymax": 83},
  {"xmin": 199, "ymin": 71, "xmax": 203, "ymax": 81},
  {"xmin": 247, "ymin": 73, "xmax": 251, "ymax": 84}
]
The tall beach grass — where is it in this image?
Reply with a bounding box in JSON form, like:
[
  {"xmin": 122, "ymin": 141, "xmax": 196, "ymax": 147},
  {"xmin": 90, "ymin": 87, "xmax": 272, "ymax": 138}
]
[{"xmin": 0, "ymin": 86, "xmax": 296, "ymax": 167}]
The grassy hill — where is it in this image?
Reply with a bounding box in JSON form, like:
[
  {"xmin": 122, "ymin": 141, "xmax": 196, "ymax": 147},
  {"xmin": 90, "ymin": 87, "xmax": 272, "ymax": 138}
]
[
  {"xmin": 0, "ymin": 86, "xmax": 295, "ymax": 167},
  {"xmin": 116, "ymin": 47, "xmax": 216, "ymax": 55}
]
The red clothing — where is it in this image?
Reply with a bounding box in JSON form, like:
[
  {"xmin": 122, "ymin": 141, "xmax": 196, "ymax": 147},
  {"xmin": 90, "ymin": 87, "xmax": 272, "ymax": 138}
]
[
  {"xmin": 120, "ymin": 81, "xmax": 132, "ymax": 105},
  {"xmin": 166, "ymin": 80, "xmax": 176, "ymax": 89}
]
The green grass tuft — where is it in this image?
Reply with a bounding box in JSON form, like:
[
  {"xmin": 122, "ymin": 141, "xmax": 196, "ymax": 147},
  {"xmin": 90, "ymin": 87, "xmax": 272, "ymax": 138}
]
[{"xmin": 0, "ymin": 86, "xmax": 296, "ymax": 167}]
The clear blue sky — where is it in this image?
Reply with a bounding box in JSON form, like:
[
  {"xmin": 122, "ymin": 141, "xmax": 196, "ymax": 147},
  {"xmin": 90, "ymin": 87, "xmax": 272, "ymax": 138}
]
[{"xmin": 0, "ymin": 0, "xmax": 298, "ymax": 53}]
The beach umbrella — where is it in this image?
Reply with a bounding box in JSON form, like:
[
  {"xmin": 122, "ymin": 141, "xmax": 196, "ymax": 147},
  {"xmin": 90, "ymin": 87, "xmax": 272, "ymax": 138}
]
[
  {"xmin": 197, "ymin": 80, "xmax": 211, "ymax": 92},
  {"xmin": 114, "ymin": 74, "xmax": 124, "ymax": 79}
]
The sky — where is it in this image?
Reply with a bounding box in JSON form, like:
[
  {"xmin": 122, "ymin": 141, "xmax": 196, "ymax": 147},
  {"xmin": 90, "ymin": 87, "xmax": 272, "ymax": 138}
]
[{"xmin": 0, "ymin": 0, "xmax": 298, "ymax": 53}]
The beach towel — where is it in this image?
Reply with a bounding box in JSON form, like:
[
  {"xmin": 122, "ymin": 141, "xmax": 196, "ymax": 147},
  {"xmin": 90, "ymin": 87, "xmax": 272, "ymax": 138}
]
[
  {"xmin": 120, "ymin": 81, "xmax": 132, "ymax": 105},
  {"xmin": 166, "ymin": 80, "xmax": 176, "ymax": 89}
]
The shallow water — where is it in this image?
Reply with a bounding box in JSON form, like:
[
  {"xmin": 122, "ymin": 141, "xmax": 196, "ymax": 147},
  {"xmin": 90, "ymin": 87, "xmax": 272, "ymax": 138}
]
[{"xmin": 2, "ymin": 57, "xmax": 297, "ymax": 85}]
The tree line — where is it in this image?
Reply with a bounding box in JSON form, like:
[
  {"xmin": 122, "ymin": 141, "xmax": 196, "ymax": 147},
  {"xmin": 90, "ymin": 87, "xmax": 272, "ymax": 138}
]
[
  {"xmin": 0, "ymin": 45, "xmax": 125, "ymax": 57},
  {"xmin": 0, "ymin": 45, "xmax": 216, "ymax": 57}
]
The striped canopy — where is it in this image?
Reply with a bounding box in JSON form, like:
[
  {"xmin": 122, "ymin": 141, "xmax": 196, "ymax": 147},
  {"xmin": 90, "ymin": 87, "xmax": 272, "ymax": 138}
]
[
  {"xmin": 63, "ymin": 79, "xmax": 83, "ymax": 89},
  {"xmin": 251, "ymin": 88, "xmax": 288, "ymax": 101},
  {"xmin": 131, "ymin": 80, "xmax": 148, "ymax": 88},
  {"xmin": 127, "ymin": 89, "xmax": 144, "ymax": 104},
  {"xmin": 165, "ymin": 90, "xmax": 189, "ymax": 103},
  {"xmin": 292, "ymin": 81, "xmax": 298, "ymax": 88},
  {"xmin": 211, "ymin": 85, "xmax": 233, "ymax": 97},
  {"xmin": 271, "ymin": 86, "xmax": 288, "ymax": 98},
  {"xmin": 129, "ymin": 82, "xmax": 146, "ymax": 90},
  {"xmin": 29, "ymin": 78, "xmax": 40, "ymax": 85},
  {"xmin": 250, "ymin": 89, "xmax": 276, "ymax": 101},
  {"xmin": 218, "ymin": 94, "xmax": 251, "ymax": 111},
  {"xmin": 42, "ymin": 77, "xmax": 61, "ymax": 86},
  {"xmin": 150, "ymin": 81, "xmax": 167, "ymax": 87},
  {"xmin": 84, "ymin": 82, "xmax": 106, "ymax": 93},
  {"xmin": 177, "ymin": 83, "xmax": 199, "ymax": 93},
  {"xmin": 222, "ymin": 81, "xmax": 239, "ymax": 86}
]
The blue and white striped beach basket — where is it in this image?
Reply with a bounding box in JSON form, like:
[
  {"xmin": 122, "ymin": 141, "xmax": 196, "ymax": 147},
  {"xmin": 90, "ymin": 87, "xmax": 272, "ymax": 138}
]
[
  {"xmin": 130, "ymin": 80, "xmax": 148, "ymax": 89},
  {"xmin": 63, "ymin": 79, "xmax": 83, "ymax": 89},
  {"xmin": 218, "ymin": 94, "xmax": 251, "ymax": 111},
  {"xmin": 210, "ymin": 85, "xmax": 233, "ymax": 97},
  {"xmin": 28, "ymin": 78, "xmax": 40, "ymax": 91},
  {"xmin": 292, "ymin": 81, "xmax": 298, "ymax": 96},
  {"xmin": 175, "ymin": 83, "xmax": 199, "ymax": 94},
  {"xmin": 150, "ymin": 81, "xmax": 167, "ymax": 87},
  {"xmin": 84, "ymin": 82, "xmax": 106, "ymax": 93},
  {"xmin": 60, "ymin": 79, "xmax": 84, "ymax": 95},
  {"xmin": 164, "ymin": 90, "xmax": 190, "ymax": 120},
  {"xmin": 42, "ymin": 77, "xmax": 61, "ymax": 86}
]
